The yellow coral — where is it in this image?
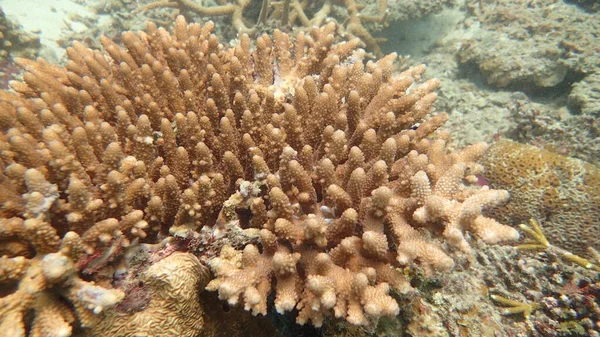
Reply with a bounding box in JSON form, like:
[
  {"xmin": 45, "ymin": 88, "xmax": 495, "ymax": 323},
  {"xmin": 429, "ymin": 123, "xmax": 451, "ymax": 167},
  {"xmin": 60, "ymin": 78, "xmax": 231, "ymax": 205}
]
[
  {"xmin": 518, "ymin": 219, "xmax": 600, "ymax": 272},
  {"xmin": 491, "ymin": 294, "xmax": 540, "ymax": 318}
]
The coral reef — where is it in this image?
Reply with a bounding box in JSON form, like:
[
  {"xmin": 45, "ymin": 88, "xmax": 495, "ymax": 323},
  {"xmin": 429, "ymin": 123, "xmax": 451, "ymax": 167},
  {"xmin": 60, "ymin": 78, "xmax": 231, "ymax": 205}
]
[
  {"xmin": 0, "ymin": 12, "xmax": 518, "ymax": 334},
  {"xmin": 568, "ymin": 71, "xmax": 600, "ymax": 117},
  {"xmin": 60, "ymin": 0, "xmax": 147, "ymax": 51},
  {"xmin": 511, "ymin": 219, "xmax": 600, "ymax": 337},
  {"xmin": 468, "ymin": 242, "xmax": 599, "ymax": 337},
  {"xmin": 322, "ymin": 236, "xmax": 599, "ymax": 337},
  {"xmin": 565, "ymin": 0, "xmax": 600, "ymax": 12},
  {"xmin": 443, "ymin": 0, "xmax": 600, "ymax": 163},
  {"xmin": 182, "ymin": 19, "xmax": 517, "ymax": 327},
  {"xmin": 481, "ymin": 140, "xmax": 600, "ymax": 256},
  {"xmin": 503, "ymin": 93, "xmax": 600, "ymax": 165},
  {"xmin": 384, "ymin": 0, "xmax": 598, "ymax": 164},
  {"xmin": 457, "ymin": 0, "xmax": 599, "ymax": 91},
  {"xmin": 391, "ymin": 8, "xmax": 516, "ymax": 149}
]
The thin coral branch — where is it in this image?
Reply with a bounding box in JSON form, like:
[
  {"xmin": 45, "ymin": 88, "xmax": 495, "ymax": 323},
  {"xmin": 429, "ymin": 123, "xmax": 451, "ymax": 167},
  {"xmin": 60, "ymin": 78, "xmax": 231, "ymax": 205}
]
[
  {"xmin": 518, "ymin": 219, "xmax": 600, "ymax": 272},
  {"xmin": 257, "ymin": 0, "xmax": 271, "ymax": 25},
  {"xmin": 281, "ymin": 0, "xmax": 291, "ymax": 25},
  {"xmin": 491, "ymin": 294, "xmax": 540, "ymax": 318},
  {"xmin": 516, "ymin": 218, "xmax": 550, "ymax": 250}
]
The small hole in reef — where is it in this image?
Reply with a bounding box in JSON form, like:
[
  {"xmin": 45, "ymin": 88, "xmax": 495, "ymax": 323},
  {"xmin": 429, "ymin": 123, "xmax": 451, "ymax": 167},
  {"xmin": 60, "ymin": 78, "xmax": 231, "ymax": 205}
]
[{"xmin": 221, "ymin": 303, "xmax": 230, "ymax": 312}]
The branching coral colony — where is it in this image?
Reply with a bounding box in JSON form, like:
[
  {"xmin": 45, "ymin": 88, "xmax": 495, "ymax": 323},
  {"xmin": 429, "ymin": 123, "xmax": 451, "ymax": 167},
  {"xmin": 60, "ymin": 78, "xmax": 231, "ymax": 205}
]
[{"xmin": 0, "ymin": 16, "xmax": 518, "ymax": 335}]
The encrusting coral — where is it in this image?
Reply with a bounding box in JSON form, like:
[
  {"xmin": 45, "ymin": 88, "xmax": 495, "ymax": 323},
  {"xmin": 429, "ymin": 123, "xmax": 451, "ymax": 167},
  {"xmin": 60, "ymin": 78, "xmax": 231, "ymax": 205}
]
[{"xmin": 0, "ymin": 15, "xmax": 518, "ymax": 334}]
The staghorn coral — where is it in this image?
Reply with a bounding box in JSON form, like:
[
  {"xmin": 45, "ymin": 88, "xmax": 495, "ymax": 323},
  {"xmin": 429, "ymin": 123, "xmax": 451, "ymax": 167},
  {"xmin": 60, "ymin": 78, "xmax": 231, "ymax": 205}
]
[
  {"xmin": 0, "ymin": 14, "xmax": 517, "ymax": 332},
  {"xmin": 481, "ymin": 140, "xmax": 600, "ymax": 256},
  {"xmin": 135, "ymin": 0, "xmax": 258, "ymax": 34},
  {"xmin": 136, "ymin": 0, "xmax": 389, "ymax": 56}
]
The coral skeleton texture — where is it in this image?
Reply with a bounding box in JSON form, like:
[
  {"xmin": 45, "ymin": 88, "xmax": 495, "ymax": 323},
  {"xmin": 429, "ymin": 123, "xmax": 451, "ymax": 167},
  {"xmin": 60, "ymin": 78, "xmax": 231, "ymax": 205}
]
[
  {"xmin": 482, "ymin": 140, "xmax": 600, "ymax": 256},
  {"xmin": 91, "ymin": 252, "xmax": 210, "ymax": 337},
  {"xmin": 0, "ymin": 15, "xmax": 517, "ymax": 334}
]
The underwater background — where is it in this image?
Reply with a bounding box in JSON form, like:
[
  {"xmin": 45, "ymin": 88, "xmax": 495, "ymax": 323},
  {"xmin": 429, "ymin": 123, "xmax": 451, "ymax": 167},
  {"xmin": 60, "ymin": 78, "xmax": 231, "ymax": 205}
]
[{"xmin": 0, "ymin": 0, "xmax": 598, "ymax": 336}]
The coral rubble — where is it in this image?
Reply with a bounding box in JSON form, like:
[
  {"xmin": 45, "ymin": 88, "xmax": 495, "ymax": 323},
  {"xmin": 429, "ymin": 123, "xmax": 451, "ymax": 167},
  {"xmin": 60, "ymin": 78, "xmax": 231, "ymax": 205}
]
[
  {"xmin": 383, "ymin": 0, "xmax": 455, "ymax": 22},
  {"xmin": 430, "ymin": 0, "xmax": 600, "ymax": 165},
  {"xmin": 481, "ymin": 140, "xmax": 600, "ymax": 256},
  {"xmin": 0, "ymin": 14, "xmax": 518, "ymax": 334}
]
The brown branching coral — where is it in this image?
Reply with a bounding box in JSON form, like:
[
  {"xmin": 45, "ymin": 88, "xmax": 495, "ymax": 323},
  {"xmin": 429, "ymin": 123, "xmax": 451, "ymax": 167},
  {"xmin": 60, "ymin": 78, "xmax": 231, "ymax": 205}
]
[{"xmin": 0, "ymin": 14, "xmax": 516, "ymax": 333}]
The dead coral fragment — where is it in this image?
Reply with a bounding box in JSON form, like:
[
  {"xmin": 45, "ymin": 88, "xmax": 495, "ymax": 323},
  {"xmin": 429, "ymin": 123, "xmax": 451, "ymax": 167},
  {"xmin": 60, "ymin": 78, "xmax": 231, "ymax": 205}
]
[{"xmin": 136, "ymin": 0, "xmax": 389, "ymax": 56}]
